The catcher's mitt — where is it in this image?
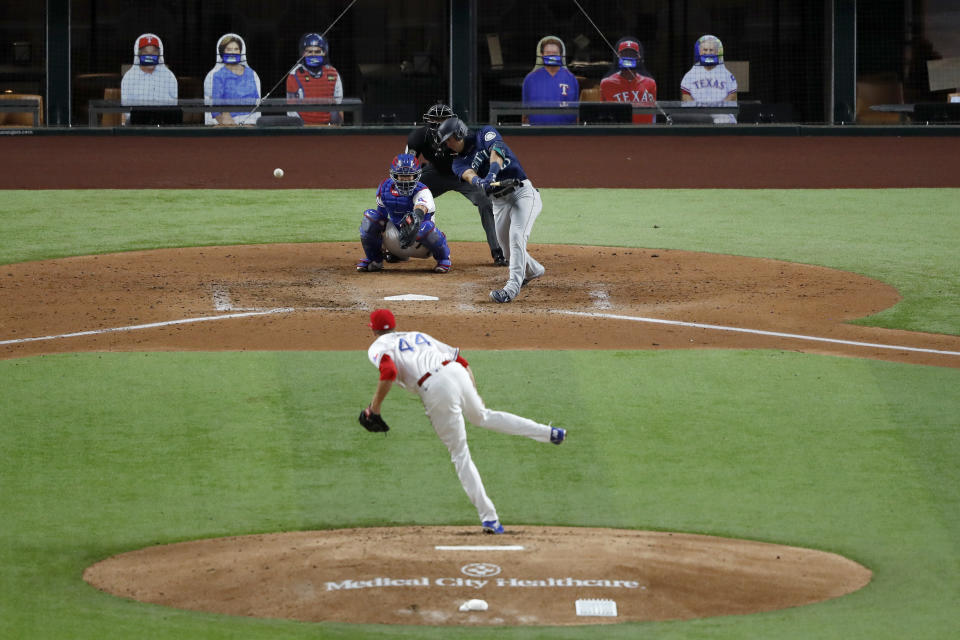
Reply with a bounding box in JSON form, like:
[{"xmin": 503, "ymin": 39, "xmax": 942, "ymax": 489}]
[
  {"xmin": 359, "ymin": 408, "xmax": 390, "ymax": 433},
  {"xmin": 397, "ymin": 211, "xmax": 424, "ymax": 249},
  {"xmin": 488, "ymin": 177, "xmax": 520, "ymax": 197}
]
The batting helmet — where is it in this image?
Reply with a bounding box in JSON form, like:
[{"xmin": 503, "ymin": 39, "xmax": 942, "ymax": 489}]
[
  {"xmin": 390, "ymin": 153, "xmax": 422, "ymax": 196},
  {"xmin": 695, "ymin": 34, "xmax": 724, "ymax": 66},
  {"xmin": 300, "ymin": 32, "xmax": 328, "ymax": 68},
  {"xmin": 436, "ymin": 117, "xmax": 469, "ymax": 145}
]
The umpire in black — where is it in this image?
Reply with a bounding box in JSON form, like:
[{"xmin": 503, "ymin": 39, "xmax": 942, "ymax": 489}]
[{"xmin": 406, "ymin": 103, "xmax": 507, "ymax": 266}]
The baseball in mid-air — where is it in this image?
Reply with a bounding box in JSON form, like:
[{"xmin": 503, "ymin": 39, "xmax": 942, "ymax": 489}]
[{"xmin": 273, "ymin": 168, "xmax": 284, "ymax": 178}]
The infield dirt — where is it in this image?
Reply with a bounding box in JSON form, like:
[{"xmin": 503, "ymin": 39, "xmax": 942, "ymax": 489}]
[
  {"xmin": 83, "ymin": 526, "xmax": 872, "ymax": 626},
  {"xmin": 2, "ymin": 242, "xmax": 958, "ymax": 367}
]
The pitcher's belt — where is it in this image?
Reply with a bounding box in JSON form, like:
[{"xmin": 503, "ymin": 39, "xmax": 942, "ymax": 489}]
[{"xmin": 418, "ymin": 360, "xmax": 451, "ymax": 386}]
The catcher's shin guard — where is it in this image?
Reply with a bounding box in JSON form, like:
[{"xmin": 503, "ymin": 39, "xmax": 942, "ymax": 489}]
[
  {"xmin": 359, "ymin": 209, "xmax": 386, "ymax": 262},
  {"xmin": 417, "ymin": 220, "xmax": 451, "ymax": 264}
]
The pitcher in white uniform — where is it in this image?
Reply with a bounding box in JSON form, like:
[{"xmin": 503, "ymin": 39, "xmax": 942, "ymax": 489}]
[{"xmin": 363, "ymin": 308, "xmax": 566, "ymax": 534}]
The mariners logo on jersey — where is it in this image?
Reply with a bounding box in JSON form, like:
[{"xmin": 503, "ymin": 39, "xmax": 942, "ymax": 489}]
[{"xmin": 453, "ymin": 126, "xmax": 525, "ymax": 183}]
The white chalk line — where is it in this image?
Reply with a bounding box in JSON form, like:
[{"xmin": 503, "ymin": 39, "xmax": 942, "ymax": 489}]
[
  {"xmin": 435, "ymin": 545, "xmax": 525, "ymax": 551},
  {"xmin": 0, "ymin": 308, "xmax": 294, "ymax": 346},
  {"xmin": 553, "ymin": 310, "xmax": 960, "ymax": 357},
  {"xmin": 3, "ymin": 305, "xmax": 957, "ymax": 358}
]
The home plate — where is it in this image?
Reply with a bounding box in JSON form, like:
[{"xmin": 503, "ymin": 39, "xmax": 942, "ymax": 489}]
[{"xmin": 383, "ymin": 294, "xmax": 440, "ymax": 301}]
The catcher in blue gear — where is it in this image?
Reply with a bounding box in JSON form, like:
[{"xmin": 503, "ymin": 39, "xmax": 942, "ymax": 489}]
[{"xmin": 357, "ymin": 154, "xmax": 452, "ymax": 273}]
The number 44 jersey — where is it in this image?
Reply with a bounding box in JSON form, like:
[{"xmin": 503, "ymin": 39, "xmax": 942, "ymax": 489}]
[{"xmin": 368, "ymin": 331, "xmax": 460, "ymax": 391}]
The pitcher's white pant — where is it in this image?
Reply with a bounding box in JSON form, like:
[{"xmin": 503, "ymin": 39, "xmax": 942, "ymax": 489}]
[
  {"xmin": 419, "ymin": 362, "xmax": 553, "ymax": 523},
  {"xmin": 493, "ymin": 180, "xmax": 544, "ymax": 298}
]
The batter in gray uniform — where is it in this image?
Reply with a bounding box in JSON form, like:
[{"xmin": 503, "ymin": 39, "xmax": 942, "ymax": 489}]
[
  {"xmin": 438, "ymin": 117, "xmax": 546, "ymax": 303},
  {"xmin": 406, "ymin": 104, "xmax": 506, "ymax": 266}
]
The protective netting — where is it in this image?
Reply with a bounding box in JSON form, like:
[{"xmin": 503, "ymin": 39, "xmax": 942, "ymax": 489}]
[{"xmin": 1, "ymin": 0, "xmax": 957, "ymax": 127}]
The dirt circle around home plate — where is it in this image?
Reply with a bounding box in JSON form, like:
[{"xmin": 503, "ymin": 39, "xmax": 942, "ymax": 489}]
[
  {"xmin": 2, "ymin": 242, "xmax": 959, "ymax": 366},
  {"xmin": 83, "ymin": 526, "xmax": 872, "ymax": 626}
]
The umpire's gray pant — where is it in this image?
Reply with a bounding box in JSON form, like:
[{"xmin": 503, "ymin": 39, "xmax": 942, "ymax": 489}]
[{"xmin": 492, "ymin": 180, "xmax": 544, "ymax": 298}]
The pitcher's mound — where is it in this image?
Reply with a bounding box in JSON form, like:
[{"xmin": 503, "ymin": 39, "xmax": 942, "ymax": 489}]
[{"xmin": 83, "ymin": 526, "xmax": 871, "ymax": 626}]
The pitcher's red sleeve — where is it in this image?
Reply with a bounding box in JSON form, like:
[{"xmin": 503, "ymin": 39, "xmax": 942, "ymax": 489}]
[
  {"xmin": 455, "ymin": 354, "xmax": 469, "ymax": 368},
  {"xmin": 379, "ymin": 354, "xmax": 398, "ymax": 381}
]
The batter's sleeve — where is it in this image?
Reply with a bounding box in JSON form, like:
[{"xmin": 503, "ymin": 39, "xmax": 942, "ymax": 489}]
[{"xmin": 451, "ymin": 156, "xmax": 471, "ymax": 181}]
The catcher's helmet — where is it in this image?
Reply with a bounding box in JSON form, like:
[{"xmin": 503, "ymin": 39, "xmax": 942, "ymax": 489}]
[
  {"xmin": 390, "ymin": 153, "xmax": 422, "ymax": 196},
  {"xmin": 300, "ymin": 32, "xmax": 328, "ymax": 68},
  {"xmin": 695, "ymin": 34, "xmax": 723, "ymax": 66},
  {"xmin": 436, "ymin": 117, "xmax": 469, "ymax": 145}
]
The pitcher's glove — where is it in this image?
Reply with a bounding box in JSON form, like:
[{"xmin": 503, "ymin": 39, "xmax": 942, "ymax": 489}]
[
  {"xmin": 398, "ymin": 211, "xmax": 424, "ymax": 249},
  {"xmin": 359, "ymin": 407, "xmax": 390, "ymax": 433}
]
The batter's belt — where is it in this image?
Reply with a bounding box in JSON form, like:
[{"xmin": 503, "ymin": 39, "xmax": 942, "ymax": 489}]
[{"xmin": 491, "ymin": 179, "xmax": 532, "ymax": 199}]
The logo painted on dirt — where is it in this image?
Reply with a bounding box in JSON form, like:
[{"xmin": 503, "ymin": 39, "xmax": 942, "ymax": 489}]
[{"xmin": 461, "ymin": 562, "xmax": 501, "ymax": 578}]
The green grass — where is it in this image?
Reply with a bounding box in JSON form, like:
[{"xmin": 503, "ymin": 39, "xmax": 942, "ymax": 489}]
[
  {"xmin": 2, "ymin": 186, "xmax": 959, "ymax": 638},
  {"xmin": 2, "ymin": 188, "xmax": 958, "ymax": 335},
  {"xmin": 1, "ymin": 350, "xmax": 958, "ymax": 639}
]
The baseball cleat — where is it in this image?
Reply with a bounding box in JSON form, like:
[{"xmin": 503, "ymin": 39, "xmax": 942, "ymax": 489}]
[
  {"xmin": 550, "ymin": 426, "xmax": 566, "ymax": 445},
  {"xmin": 522, "ymin": 266, "xmax": 545, "ymax": 287},
  {"xmin": 434, "ymin": 259, "xmax": 452, "ymax": 273},
  {"xmin": 482, "ymin": 520, "xmax": 505, "ymax": 534},
  {"xmin": 356, "ymin": 259, "xmax": 383, "ymax": 272},
  {"xmin": 492, "ymin": 249, "xmax": 508, "ymax": 266},
  {"xmin": 489, "ymin": 289, "xmax": 513, "ymax": 303}
]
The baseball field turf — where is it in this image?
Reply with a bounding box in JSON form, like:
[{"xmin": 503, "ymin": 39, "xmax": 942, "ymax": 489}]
[{"xmin": 2, "ymin": 187, "xmax": 958, "ymax": 638}]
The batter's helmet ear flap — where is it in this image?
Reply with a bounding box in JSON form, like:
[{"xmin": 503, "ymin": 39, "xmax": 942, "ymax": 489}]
[{"xmin": 437, "ymin": 117, "xmax": 468, "ymax": 144}]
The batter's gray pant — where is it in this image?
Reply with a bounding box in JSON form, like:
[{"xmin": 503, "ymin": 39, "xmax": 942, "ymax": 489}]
[
  {"xmin": 492, "ymin": 180, "xmax": 544, "ymax": 298},
  {"xmin": 420, "ymin": 164, "xmax": 501, "ymax": 258}
]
